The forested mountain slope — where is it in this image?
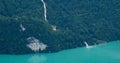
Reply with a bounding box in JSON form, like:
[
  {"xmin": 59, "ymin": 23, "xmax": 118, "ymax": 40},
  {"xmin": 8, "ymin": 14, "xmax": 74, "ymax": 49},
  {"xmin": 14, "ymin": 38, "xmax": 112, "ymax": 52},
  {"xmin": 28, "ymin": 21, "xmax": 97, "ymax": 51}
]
[{"xmin": 0, "ymin": 0, "xmax": 120, "ymax": 54}]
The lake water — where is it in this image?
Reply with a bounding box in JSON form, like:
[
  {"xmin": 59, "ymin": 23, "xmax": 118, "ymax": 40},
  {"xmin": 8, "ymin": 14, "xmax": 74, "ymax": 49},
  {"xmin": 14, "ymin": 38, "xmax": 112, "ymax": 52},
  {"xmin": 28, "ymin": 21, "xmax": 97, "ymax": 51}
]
[{"xmin": 0, "ymin": 41, "xmax": 120, "ymax": 63}]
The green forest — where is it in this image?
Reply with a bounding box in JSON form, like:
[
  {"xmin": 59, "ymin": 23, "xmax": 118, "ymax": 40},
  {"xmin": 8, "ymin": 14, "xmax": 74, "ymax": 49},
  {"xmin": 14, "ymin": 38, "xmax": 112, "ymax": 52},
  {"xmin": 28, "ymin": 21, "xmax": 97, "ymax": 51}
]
[{"xmin": 0, "ymin": 0, "xmax": 120, "ymax": 54}]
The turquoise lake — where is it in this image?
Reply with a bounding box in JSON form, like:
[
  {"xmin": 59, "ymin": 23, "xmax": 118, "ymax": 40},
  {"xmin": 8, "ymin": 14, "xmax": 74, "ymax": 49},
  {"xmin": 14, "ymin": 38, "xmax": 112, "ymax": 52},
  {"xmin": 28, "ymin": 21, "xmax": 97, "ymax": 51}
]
[{"xmin": 0, "ymin": 41, "xmax": 120, "ymax": 63}]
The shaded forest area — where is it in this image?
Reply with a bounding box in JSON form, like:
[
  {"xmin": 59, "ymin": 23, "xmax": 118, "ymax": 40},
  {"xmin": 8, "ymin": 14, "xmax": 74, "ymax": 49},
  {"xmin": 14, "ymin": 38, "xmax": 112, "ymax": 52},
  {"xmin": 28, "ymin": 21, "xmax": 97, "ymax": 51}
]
[{"xmin": 0, "ymin": 0, "xmax": 120, "ymax": 54}]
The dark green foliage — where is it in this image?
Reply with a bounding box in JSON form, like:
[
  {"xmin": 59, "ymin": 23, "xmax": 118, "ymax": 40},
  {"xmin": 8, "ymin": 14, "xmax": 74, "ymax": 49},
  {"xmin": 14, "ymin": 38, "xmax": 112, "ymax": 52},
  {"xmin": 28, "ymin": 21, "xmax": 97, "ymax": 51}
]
[{"xmin": 0, "ymin": 0, "xmax": 120, "ymax": 54}]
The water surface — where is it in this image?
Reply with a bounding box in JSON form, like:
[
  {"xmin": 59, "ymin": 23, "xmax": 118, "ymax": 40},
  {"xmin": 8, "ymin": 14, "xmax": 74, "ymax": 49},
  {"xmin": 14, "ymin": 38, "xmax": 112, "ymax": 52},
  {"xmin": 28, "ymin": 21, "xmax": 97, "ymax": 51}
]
[{"xmin": 0, "ymin": 41, "xmax": 120, "ymax": 63}]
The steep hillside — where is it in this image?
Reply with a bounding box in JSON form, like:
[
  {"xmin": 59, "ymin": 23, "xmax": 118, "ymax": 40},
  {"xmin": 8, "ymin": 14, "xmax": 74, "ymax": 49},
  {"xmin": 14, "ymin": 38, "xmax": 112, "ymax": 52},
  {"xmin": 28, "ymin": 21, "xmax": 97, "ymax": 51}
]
[{"xmin": 0, "ymin": 0, "xmax": 120, "ymax": 54}]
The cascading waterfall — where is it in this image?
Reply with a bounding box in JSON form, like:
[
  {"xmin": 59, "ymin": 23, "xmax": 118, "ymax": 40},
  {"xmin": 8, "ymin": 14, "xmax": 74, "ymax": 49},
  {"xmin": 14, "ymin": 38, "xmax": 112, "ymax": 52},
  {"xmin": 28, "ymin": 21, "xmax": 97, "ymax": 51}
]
[
  {"xmin": 84, "ymin": 41, "xmax": 94, "ymax": 48},
  {"xmin": 41, "ymin": 0, "xmax": 47, "ymax": 21},
  {"xmin": 51, "ymin": 25, "xmax": 57, "ymax": 31},
  {"xmin": 23, "ymin": 1, "xmax": 56, "ymax": 53},
  {"xmin": 84, "ymin": 42, "xmax": 90, "ymax": 48},
  {"xmin": 20, "ymin": 24, "xmax": 26, "ymax": 31},
  {"xmin": 40, "ymin": 0, "xmax": 58, "ymax": 31}
]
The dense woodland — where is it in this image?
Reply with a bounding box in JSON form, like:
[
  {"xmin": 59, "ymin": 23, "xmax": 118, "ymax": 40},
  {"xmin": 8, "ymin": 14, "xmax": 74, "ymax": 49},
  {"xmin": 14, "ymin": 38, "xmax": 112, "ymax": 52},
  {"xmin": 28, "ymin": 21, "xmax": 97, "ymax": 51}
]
[{"xmin": 0, "ymin": 0, "xmax": 120, "ymax": 54}]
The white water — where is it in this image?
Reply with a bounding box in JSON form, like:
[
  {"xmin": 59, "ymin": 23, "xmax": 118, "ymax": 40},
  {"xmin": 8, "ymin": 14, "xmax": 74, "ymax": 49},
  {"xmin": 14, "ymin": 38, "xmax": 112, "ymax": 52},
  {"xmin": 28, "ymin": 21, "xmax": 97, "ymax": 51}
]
[
  {"xmin": 26, "ymin": 37, "xmax": 47, "ymax": 53},
  {"xmin": 41, "ymin": 0, "xmax": 47, "ymax": 21},
  {"xmin": 0, "ymin": 41, "xmax": 120, "ymax": 63},
  {"xmin": 84, "ymin": 42, "xmax": 89, "ymax": 47},
  {"xmin": 51, "ymin": 25, "xmax": 57, "ymax": 31},
  {"xmin": 40, "ymin": 0, "xmax": 59, "ymax": 31},
  {"xmin": 84, "ymin": 42, "xmax": 95, "ymax": 48},
  {"xmin": 20, "ymin": 24, "xmax": 26, "ymax": 31},
  {"xmin": 84, "ymin": 42, "xmax": 91, "ymax": 48}
]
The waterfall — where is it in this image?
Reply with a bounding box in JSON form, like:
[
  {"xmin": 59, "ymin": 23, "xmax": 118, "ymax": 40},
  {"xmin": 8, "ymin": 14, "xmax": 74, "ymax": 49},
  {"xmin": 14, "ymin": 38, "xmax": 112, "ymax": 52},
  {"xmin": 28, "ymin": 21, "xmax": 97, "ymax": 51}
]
[
  {"xmin": 51, "ymin": 25, "xmax": 57, "ymax": 31},
  {"xmin": 84, "ymin": 41, "xmax": 95, "ymax": 48},
  {"xmin": 84, "ymin": 42, "xmax": 89, "ymax": 48},
  {"xmin": 41, "ymin": 0, "xmax": 47, "ymax": 21},
  {"xmin": 40, "ymin": 0, "xmax": 59, "ymax": 31},
  {"xmin": 20, "ymin": 24, "xmax": 26, "ymax": 31}
]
